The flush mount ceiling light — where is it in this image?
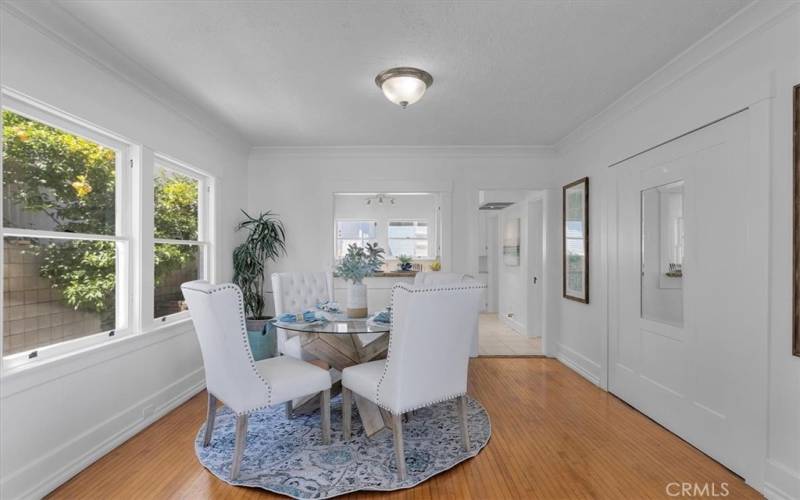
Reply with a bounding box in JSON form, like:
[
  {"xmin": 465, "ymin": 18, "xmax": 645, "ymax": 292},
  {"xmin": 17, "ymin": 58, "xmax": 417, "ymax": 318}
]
[{"xmin": 375, "ymin": 67, "xmax": 433, "ymax": 109}]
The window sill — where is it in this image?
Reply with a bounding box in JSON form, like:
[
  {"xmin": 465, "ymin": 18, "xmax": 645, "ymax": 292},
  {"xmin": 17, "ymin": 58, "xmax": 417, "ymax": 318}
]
[{"xmin": 1, "ymin": 318, "xmax": 195, "ymax": 397}]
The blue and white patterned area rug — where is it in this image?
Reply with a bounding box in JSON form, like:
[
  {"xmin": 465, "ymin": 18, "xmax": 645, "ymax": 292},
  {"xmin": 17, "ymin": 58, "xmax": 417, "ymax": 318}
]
[{"xmin": 195, "ymin": 395, "xmax": 491, "ymax": 499}]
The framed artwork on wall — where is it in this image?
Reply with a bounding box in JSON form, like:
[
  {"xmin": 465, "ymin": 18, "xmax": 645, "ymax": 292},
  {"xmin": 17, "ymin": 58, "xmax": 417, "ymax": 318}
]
[
  {"xmin": 502, "ymin": 218, "xmax": 520, "ymax": 267},
  {"xmin": 793, "ymin": 84, "xmax": 800, "ymax": 357},
  {"xmin": 563, "ymin": 177, "xmax": 589, "ymax": 303}
]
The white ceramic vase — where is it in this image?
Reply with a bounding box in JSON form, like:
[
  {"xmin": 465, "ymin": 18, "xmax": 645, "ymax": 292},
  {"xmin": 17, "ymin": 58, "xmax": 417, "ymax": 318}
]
[{"xmin": 347, "ymin": 281, "xmax": 368, "ymax": 318}]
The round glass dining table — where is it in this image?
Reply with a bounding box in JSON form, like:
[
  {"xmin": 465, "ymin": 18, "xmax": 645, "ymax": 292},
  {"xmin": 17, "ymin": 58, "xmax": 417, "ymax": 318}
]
[
  {"xmin": 274, "ymin": 318, "xmax": 390, "ymax": 336},
  {"xmin": 272, "ymin": 317, "xmax": 392, "ymax": 437}
]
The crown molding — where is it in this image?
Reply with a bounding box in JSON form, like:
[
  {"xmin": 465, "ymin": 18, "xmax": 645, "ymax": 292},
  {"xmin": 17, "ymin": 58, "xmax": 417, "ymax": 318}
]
[
  {"xmin": 249, "ymin": 144, "xmax": 558, "ymax": 160},
  {"xmin": 1, "ymin": 0, "xmax": 251, "ymax": 154},
  {"xmin": 555, "ymin": 0, "xmax": 796, "ymax": 154}
]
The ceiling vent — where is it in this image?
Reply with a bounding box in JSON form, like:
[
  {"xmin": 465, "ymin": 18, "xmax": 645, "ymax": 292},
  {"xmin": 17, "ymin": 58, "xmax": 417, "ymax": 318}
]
[{"xmin": 479, "ymin": 202, "xmax": 515, "ymax": 211}]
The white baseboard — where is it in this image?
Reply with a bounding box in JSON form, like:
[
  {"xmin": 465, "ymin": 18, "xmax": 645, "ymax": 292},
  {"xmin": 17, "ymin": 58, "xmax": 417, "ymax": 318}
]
[
  {"xmin": 557, "ymin": 343, "xmax": 601, "ymax": 387},
  {"xmin": 764, "ymin": 459, "xmax": 800, "ymax": 500},
  {"xmin": 2, "ymin": 368, "xmax": 205, "ymax": 500}
]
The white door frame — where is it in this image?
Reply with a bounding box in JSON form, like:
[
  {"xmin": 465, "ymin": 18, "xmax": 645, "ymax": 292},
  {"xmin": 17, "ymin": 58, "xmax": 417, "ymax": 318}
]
[{"xmin": 474, "ymin": 189, "xmax": 549, "ymax": 347}]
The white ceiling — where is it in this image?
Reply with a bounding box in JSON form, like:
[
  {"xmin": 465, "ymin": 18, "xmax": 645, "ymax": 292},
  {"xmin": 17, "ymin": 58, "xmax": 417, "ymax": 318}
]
[{"xmin": 51, "ymin": 0, "xmax": 749, "ymax": 147}]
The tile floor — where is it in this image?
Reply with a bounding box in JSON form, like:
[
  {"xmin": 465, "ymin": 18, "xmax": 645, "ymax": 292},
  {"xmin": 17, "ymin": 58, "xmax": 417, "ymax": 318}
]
[{"xmin": 478, "ymin": 313, "xmax": 542, "ymax": 356}]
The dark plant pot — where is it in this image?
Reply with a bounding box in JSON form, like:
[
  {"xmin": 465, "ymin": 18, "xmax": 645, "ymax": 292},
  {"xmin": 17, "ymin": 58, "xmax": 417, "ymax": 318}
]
[
  {"xmin": 400, "ymin": 263, "xmax": 413, "ymax": 272},
  {"xmin": 246, "ymin": 317, "xmax": 276, "ymax": 361}
]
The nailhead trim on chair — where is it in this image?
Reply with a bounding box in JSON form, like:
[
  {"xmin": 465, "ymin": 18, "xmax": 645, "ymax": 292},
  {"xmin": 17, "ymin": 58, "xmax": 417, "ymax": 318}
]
[
  {"xmin": 374, "ymin": 281, "xmax": 487, "ymax": 414},
  {"xmin": 182, "ymin": 282, "xmax": 274, "ymax": 416}
]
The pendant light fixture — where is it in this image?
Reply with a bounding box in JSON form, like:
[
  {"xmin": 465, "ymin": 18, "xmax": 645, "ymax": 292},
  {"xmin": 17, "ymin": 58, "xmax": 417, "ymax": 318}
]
[{"xmin": 375, "ymin": 67, "xmax": 433, "ymax": 109}]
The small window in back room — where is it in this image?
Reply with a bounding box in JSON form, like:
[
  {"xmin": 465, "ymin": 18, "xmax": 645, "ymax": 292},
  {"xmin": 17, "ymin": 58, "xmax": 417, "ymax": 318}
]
[
  {"xmin": 388, "ymin": 220, "xmax": 429, "ymax": 258},
  {"xmin": 335, "ymin": 220, "xmax": 378, "ymax": 258}
]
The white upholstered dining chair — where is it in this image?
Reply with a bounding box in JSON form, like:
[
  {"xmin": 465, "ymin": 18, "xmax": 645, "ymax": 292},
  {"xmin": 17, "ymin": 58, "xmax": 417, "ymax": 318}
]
[
  {"xmin": 271, "ymin": 271, "xmax": 334, "ymax": 360},
  {"xmin": 414, "ymin": 272, "xmax": 480, "ymax": 357},
  {"xmin": 181, "ymin": 281, "xmax": 332, "ymax": 480},
  {"xmin": 341, "ymin": 280, "xmax": 485, "ymax": 480},
  {"xmin": 413, "ymin": 271, "xmax": 468, "ymax": 286}
]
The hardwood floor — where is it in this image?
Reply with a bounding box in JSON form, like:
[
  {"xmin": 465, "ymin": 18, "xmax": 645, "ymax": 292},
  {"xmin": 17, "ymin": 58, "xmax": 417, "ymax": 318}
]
[{"xmin": 48, "ymin": 358, "xmax": 761, "ymax": 499}]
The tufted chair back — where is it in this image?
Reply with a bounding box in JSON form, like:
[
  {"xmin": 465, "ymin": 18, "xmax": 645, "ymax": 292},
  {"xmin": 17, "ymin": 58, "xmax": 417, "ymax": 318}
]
[
  {"xmin": 271, "ymin": 272, "xmax": 334, "ymax": 356},
  {"xmin": 414, "ymin": 272, "xmax": 468, "ymax": 287},
  {"xmin": 376, "ymin": 280, "xmax": 485, "ymax": 414},
  {"xmin": 181, "ymin": 281, "xmax": 270, "ymax": 414}
]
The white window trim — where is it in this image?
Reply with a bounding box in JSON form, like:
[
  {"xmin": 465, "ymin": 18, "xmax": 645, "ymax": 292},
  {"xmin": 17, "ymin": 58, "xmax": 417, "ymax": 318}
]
[
  {"xmin": 0, "ymin": 91, "xmax": 218, "ymax": 375},
  {"xmin": 151, "ymin": 154, "xmax": 213, "ymax": 327},
  {"xmin": 2, "ymin": 93, "xmax": 134, "ymax": 370},
  {"xmin": 387, "ymin": 219, "xmax": 431, "ymax": 258}
]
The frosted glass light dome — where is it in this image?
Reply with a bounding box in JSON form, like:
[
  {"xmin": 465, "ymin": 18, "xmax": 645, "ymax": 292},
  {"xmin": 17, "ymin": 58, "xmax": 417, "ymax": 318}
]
[{"xmin": 375, "ymin": 67, "xmax": 433, "ymax": 109}]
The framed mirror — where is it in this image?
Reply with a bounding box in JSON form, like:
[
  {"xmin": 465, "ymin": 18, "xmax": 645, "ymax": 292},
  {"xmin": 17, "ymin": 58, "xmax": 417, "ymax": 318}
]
[
  {"xmin": 563, "ymin": 177, "xmax": 589, "ymax": 303},
  {"xmin": 793, "ymin": 84, "xmax": 800, "ymax": 357}
]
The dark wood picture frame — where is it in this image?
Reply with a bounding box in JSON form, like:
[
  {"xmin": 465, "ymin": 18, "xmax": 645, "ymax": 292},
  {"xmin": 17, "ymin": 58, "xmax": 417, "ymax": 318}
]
[
  {"xmin": 793, "ymin": 84, "xmax": 800, "ymax": 357},
  {"xmin": 563, "ymin": 177, "xmax": 589, "ymax": 303}
]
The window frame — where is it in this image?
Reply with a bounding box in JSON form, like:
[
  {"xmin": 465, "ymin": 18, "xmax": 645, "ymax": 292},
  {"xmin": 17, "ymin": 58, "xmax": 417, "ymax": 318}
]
[
  {"xmin": 2, "ymin": 93, "xmax": 133, "ymax": 369},
  {"xmin": 151, "ymin": 154, "xmax": 212, "ymax": 327},
  {"xmin": 1, "ymin": 91, "xmax": 218, "ymax": 373},
  {"xmin": 333, "ymin": 218, "xmax": 378, "ymax": 260},
  {"xmin": 387, "ymin": 219, "xmax": 431, "ymax": 258}
]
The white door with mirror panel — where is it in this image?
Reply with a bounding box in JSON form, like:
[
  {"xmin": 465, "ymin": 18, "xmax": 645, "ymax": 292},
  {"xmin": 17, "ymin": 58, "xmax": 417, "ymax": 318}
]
[{"xmin": 609, "ymin": 111, "xmax": 766, "ymax": 485}]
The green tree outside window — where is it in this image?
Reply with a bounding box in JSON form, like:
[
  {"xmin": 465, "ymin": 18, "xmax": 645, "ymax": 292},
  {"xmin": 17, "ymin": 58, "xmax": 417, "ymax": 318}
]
[{"xmin": 2, "ymin": 110, "xmax": 199, "ymax": 327}]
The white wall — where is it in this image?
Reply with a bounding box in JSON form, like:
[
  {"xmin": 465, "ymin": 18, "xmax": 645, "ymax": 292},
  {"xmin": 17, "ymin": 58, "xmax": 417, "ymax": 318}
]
[
  {"xmin": 0, "ymin": 8, "xmax": 249, "ymax": 499},
  {"xmin": 248, "ymin": 148, "xmax": 561, "ymax": 323},
  {"xmin": 552, "ymin": 3, "xmax": 800, "ymax": 498}
]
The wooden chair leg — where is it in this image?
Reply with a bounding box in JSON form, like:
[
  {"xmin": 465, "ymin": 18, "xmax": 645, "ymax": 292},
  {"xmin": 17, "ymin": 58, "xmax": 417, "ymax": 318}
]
[
  {"xmin": 457, "ymin": 395, "xmax": 470, "ymax": 452},
  {"xmin": 203, "ymin": 393, "xmax": 217, "ymax": 447},
  {"xmin": 230, "ymin": 414, "xmax": 248, "ymax": 480},
  {"xmin": 392, "ymin": 413, "xmax": 407, "ymax": 481},
  {"xmin": 321, "ymin": 389, "xmax": 331, "ymax": 445},
  {"xmin": 285, "ymin": 400, "xmax": 293, "ymax": 420},
  {"xmin": 342, "ymin": 387, "xmax": 352, "ymax": 440}
]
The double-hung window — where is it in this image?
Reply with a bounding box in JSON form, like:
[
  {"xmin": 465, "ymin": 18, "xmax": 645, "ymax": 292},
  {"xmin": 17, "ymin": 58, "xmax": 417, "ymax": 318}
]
[
  {"xmin": 387, "ymin": 220, "xmax": 429, "ymax": 258},
  {"xmin": 335, "ymin": 220, "xmax": 377, "ymax": 259},
  {"xmin": 2, "ymin": 93, "xmax": 217, "ymax": 367},
  {"xmin": 153, "ymin": 158, "xmax": 211, "ymax": 323},
  {"xmin": 2, "ymin": 98, "xmax": 131, "ymax": 361}
]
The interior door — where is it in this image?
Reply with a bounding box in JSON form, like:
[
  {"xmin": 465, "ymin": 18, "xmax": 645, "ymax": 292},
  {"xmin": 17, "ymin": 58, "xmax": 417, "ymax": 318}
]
[
  {"xmin": 609, "ymin": 111, "xmax": 766, "ymax": 484},
  {"xmin": 527, "ymin": 199, "xmax": 543, "ymax": 338}
]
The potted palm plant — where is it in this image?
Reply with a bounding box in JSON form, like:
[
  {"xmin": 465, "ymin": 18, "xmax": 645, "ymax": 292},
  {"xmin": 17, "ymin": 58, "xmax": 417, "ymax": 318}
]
[
  {"xmin": 336, "ymin": 242, "xmax": 385, "ymax": 318},
  {"xmin": 232, "ymin": 210, "xmax": 286, "ymax": 359}
]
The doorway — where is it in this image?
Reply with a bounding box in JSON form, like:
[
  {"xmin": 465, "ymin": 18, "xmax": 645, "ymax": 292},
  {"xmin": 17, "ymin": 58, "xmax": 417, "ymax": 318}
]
[
  {"xmin": 609, "ymin": 111, "xmax": 767, "ymax": 485},
  {"xmin": 476, "ymin": 190, "xmax": 544, "ymax": 356}
]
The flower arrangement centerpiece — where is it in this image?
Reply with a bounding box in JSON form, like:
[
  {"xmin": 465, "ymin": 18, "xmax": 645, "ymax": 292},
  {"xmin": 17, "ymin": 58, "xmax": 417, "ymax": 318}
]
[{"xmin": 335, "ymin": 242, "xmax": 385, "ymax": 318}]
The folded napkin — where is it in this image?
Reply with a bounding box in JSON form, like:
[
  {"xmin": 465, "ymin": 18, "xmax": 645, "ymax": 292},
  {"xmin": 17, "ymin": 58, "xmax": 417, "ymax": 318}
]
[
  {"xmin": 277, "ymin": 310, "xmax": 321, "ymax": 323},
  {"xmin": 278, "ymin": 313, "xmax": 300, "ymax": 323},
  {"xmin": 316, "ymin": 300, "xmax": 341, "ymax": 313},
  {"xmin": 372, "ymin": 310, "xmax": 391, "ymax": 324}
]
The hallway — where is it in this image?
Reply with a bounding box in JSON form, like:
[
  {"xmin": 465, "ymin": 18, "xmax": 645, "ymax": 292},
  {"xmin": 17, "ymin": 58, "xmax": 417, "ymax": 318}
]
[{"xmin": 478, "ymin": 313, "xmax": 542, "ymax": 356}]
